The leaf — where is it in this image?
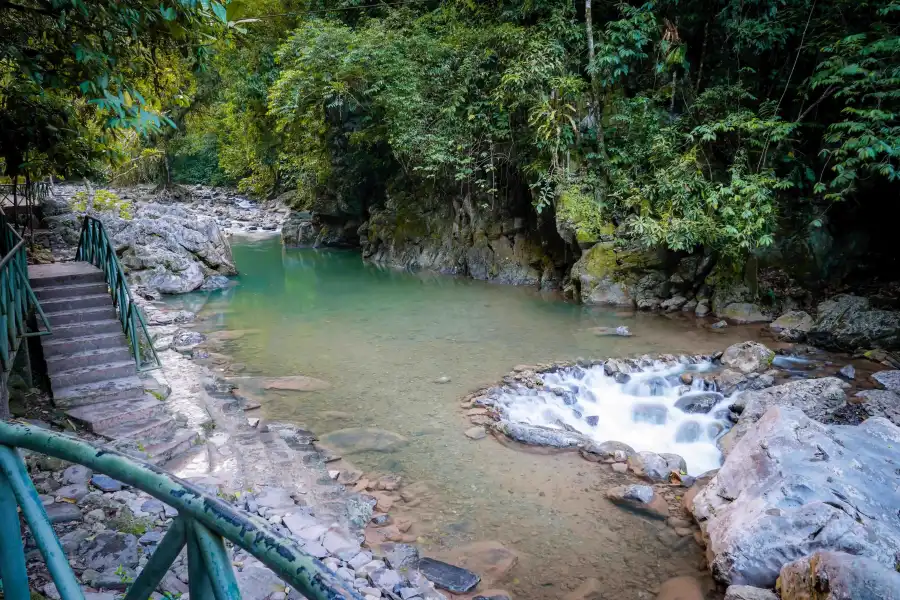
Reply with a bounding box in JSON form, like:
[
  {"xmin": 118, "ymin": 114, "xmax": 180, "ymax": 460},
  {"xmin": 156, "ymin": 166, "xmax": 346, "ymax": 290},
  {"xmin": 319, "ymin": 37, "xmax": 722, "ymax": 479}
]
[{"xmin": 211, "ymin": 2, "xmax": 227, "ymax": 23}]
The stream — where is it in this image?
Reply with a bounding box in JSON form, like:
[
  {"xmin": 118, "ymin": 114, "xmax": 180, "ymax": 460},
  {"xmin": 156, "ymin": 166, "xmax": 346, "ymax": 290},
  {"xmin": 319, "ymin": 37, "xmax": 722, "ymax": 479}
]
[{"xmin": 165, "ymin": 235, "xmax": 770, "ymax": 599}]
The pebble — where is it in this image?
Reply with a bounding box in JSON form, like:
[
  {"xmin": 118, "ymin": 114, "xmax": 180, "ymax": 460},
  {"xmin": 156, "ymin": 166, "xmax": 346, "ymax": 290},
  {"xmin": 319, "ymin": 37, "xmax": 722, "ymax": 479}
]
[{"xmin": 434, "ymin": 376, "xmax": 451, "ymax": 384}]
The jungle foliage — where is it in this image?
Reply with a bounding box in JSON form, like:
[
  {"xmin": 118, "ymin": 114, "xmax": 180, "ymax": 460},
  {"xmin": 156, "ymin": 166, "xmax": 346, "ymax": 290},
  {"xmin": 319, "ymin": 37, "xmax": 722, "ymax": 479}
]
[{"xmin": 2, "ymin": 0, "xmax": 898, "ymax": 259}]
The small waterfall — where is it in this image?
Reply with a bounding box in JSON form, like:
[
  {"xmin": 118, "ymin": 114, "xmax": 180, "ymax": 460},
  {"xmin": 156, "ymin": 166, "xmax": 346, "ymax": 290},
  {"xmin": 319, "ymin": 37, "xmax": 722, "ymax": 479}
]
[{"xmin": 492, "ymin": 360, "xmax": 733, "ymax": 475}]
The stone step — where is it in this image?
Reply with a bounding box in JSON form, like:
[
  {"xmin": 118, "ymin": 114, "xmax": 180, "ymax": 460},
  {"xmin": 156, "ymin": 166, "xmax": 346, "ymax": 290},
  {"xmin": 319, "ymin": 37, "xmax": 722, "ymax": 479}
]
[
  {"xmin": 39, "ymin": 319, "xmax": 122, "ymax": 340},
  {"xmin": 42, "ymin": 332, "xmax": 129, "ymax": 357},
  {"xmin": 46, "ymin": 306, "xmax": 118, "ymax": 326},
  {"xmin": 65, "ymin": 396, "xmax": 167, "ymax": 433},
  {"xmin": 50, "ymin": 360, "xmax": 137, "ymax": 390},
  {"xmin": 98, "ymin": 414, "xmax": 177, "ymax": 442},
  {"xmin": 53, "ymin": 375, "xmax": 146, "ymax": 408},
  {"xmin": 28, "ymin": 263, "xmax": 106, "ymax": 288},
  {"xmin": 34, "ymin": 282, "xmax": 109, "ymax": 300},
  {"xmin": 46, "ymin": 346, "xmax": 134, "ymax": 373},
  {"xmin": 146, "ymin": 430, "xmax": 200, "ymax": 466},
  {"xmin": 39, "ymin": 293, "xmax": 112, "ymax": 313}
]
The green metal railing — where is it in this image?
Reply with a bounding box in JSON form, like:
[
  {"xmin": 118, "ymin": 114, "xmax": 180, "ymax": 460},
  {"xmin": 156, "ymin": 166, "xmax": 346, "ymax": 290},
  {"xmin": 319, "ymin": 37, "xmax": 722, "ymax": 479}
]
[
  {"xmin": 75, "ymin": 217, "xmax": 161, "ymax": 372},
  {"xmin": 0, "ymin": 421, "xmax": 362, "ymax": 600},
  {"xmin": 0, "ymin": 212, "xmax": 52, "ymax": 375}
]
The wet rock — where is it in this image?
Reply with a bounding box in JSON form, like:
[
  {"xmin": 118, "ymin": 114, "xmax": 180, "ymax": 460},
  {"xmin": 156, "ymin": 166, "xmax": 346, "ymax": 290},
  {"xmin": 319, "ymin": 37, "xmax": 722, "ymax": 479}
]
[
  {"xmin": 721, "ymin": 342, "xmax": 775, "ymax": 374},
  {"xmin": 675, "ymin": 391, "xmax": 725, "ymax": 414},
  {"xmin": 319, "ymin": 428, "xmax": 409, "ymax": 454},
  {"xmin": 580, "ymin": 440, "xmax": 635, "ymax": 462},
  {"xmin": 695, "ymin": 301, "xmax": 711, "ymax": 317},
  {"xmin": 201, "ymin": 275, "xmax": 232, "ymax": 290},
  {"xmin": 837, "ymin": 364, "xmax": 855, "ymax": 380},
  {"xmin": 494, "ymin": 422, "xmax": 587, "ymax": 448},
  {"xmin": 62, "ymin": 464, "xmax": 93, "ymax": 485},
  {"xmin": 724, "ymin": 586, "xmax": 777, "ymax": 600},
  {"xmin": 693, "ymin": 406, "xmax": 900, "ymax": 588},
  {"xmin": 45, "ymin": 503, "xmax": 83, "ymax": 524},
  {"xmin": 873, "ymin": 370, "xmax": 900, "ymax": 393},
  {"xmin": 627, "ymin": 451, "xmax": 684, "ymax": 481},
  {"xmin": 444, "ymin": 541, "xmax": 518, "ymax": 585},
  {"xmin": 720, "ymin": 303, "xmax": 770, "ymax": 324},
  {"xmin": 584, "ymin": 415, "xmax": 599, "ymax": 426},
  {"xmin": 675, "ymin": 421, "xmax": 702, "ymax": 443},
  {"xmin": 171, "ymin": 329, "xmax": 205, "ymax": 348},
  {"xmin": 418, "ymin": 557, "xmax": 481, "ymax": 593},
  {"xmin": 465, "ymin": 426, "xmax": 487, "ymax": 440},
  {"xmin": 656, "ymin": 576, "xmax": 704, "ymax": 600},
  {"xmin": 90, "ymin": 474, "xmax": 123, "ymax": 493},
  {"xmin": 711, "ymin": 320, "xmax": 728, "ymax": 329},
  {"xmin": 769, "ymin": 310, "xmax": 813, "ymax": 334},
  {"xmin": 779, "ymin": 551, "xmax": 900, "ymax": 600},
  {"xmin": 605, "ymin": 484, "xmax": 669, "ymax": 520},
  {"xmin": 808, "ymin": 295, "xmax": 900, "ymax": 352},
  {"xmin": 631, "ymin": 403, "xmax": 668, "ymax": 425},
  {"xmin": 79, "ymin": 531, "xmax": 139, "ymax": 571},
  {"xmin": 718, "ymin": 377, "xmax": 847, "ymax": 456}
]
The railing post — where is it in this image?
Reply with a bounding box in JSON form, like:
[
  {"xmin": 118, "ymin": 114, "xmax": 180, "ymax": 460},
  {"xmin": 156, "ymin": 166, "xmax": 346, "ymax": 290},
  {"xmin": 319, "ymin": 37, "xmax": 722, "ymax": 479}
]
[
  {"xmin": 124, "ymin": 518, "xmax": 187, "ymax": 600},
  {"xmin": 186, "ymin": 521, "xmax": 216, "ymax": 600},
  {"xmin": 0, "ymin": 469, "xmax": 29, "ymax": 600},
  {"xmin": 193, "ymin": 520, "xmax": 242, "ymax": 600},
  {"xmin": 0, "ymin": 447, "xmax": 85, "ymax": 600}
]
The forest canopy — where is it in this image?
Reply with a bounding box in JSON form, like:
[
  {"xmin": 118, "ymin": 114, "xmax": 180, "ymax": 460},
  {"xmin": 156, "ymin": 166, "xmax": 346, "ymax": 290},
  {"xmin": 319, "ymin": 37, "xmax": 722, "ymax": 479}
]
[{"xmin": 2, "ymin": 0, "xmax": 898, "ymax": 261}]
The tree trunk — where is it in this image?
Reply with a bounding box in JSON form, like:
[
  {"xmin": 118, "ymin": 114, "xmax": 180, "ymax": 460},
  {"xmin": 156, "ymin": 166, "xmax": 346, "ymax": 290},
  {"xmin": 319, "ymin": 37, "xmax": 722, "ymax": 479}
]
[{"xmin": 585, "ymin": 0, "xmax": 608, "ymax": 160}]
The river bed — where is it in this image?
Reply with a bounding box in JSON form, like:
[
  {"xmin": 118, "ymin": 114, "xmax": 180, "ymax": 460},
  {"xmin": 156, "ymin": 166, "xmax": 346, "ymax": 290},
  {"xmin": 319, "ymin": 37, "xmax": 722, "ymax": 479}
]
[{"xmin": 165, "ymin": 235, "xmax": 771, "ymax": 599}]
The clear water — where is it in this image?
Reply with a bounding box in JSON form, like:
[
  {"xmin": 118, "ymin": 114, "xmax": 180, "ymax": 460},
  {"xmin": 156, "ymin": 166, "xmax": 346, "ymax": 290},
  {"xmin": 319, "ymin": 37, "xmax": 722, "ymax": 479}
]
[{"xmin": 166, "ymin": 236, "xmax": 761, "ymax": 599}]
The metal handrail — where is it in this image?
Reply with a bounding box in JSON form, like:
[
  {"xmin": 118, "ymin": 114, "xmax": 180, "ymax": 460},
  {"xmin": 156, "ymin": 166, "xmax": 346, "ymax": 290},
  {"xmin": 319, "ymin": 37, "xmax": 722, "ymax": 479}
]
[
  {"xmin": 0, "ymin": 211, "xmax": 52, "ymax": 376},
  {"xmin": 75, "ymin": 216, "xmax": 161, "ymax": 372},
  {"xmin": 0, "ymin": 421, "xmax": 362, "ymax": 600}
]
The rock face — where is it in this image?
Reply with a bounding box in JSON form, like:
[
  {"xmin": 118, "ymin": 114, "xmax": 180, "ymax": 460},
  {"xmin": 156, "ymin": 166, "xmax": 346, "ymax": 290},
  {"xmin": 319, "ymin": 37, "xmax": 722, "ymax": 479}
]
[
  {"xmin": 808, "ymin": 295, "xmax": 900, "ymax": 351},
  {"xmin": 692, "ymin": 406, "xmax": 900, "ymax": 588},
  {"xmin": 718, "ymin": 377, "xmax": 847, "ymax": 455},
  {"xmin": 45, "ymin": 186, "xmax": 238, "ymax": 294},
  {"xmin": 779, "ymin": 551, "xmax": 900, "ymax": 600},
  {"xmin": 720, "ymin": 342, "xmax": 775, "ymax": 374}
]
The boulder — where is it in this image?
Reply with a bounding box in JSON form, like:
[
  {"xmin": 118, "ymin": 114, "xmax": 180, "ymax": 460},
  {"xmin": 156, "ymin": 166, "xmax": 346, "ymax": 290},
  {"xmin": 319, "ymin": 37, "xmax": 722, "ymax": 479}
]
[
  {"xmin": 580, "ymin": 440, "xmax": 636, "ymax": 462},
  {"xmin": 718, "ymin": 377, "xmax": 847, "ymax": 455},
  {"xmin": 627, "ymin": 451, "xmax": 685, "ymax": 481},
  {"xmin": 605, "ymin": 484, "xmax": 669, "ymax": 520},
  {"xmin": 692, "ymin": 406, "xmax": 900, "ymax": 588},
  {"xmin": 873, "ymin": 370, "xmax": 900, "ymax": 394},
  {"xmin": 720, "ymin": 342, "xmax": 775, "ymax": 374},
  {"xmin": 494, "ymin": 422, "xmax": 587, "ymax": 448},
  {"xmin": 769, "ymin": 310, "xmax": 813, "ymax": 333},
  {"xmin": 675, "ymin": 391, "xmax": 725, "ymax": 414},
  {"xmin": 779, "ymin": 551, "xmax": 900, "ymax": 600},
  {"xmin": 720, "ymin": 303, "xmax": 771, "ymax": 324},
  {"xmin": 808, "ymin": 295, "xmax": 900, "ymax": 352},
  {"xmin": 845, "ymin": 389, "xmax": 900, "ymax": 426}
]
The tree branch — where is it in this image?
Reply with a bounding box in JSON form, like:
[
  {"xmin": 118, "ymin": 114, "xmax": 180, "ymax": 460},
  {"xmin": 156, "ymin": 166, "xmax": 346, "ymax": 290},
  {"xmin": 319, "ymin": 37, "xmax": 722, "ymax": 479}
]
[{"xmin": 797, "ymin": 85, "xmax": 836, "ymax": 122}]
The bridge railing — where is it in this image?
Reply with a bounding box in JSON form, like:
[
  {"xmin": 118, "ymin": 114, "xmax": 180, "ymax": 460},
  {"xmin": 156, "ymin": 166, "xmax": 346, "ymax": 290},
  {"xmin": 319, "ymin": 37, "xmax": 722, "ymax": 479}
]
[
  {"xmin": 75, "ymin": 216, "xmax": 161, "ymax": 372},
  {"xmin": 0, "ymin": 212, "xmax": 52, "ymax": 377},
  {"xmin": 0, "ymin": 421, "xmax": 362, "ymax": 600}
]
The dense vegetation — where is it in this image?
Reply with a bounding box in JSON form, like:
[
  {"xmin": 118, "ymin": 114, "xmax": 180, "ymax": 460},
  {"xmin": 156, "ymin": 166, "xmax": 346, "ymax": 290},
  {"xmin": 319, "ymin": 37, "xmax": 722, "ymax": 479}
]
[{"xmin": 2, "ymin": 0, "xmax": 899, "ymax": 266}]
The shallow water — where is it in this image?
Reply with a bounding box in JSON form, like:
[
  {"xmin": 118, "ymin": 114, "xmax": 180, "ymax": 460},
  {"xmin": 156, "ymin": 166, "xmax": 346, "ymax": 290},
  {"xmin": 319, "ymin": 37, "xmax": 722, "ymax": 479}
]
[{"xmin": 166, "ymin": 236, "xmax": 765, "ymax": 598}]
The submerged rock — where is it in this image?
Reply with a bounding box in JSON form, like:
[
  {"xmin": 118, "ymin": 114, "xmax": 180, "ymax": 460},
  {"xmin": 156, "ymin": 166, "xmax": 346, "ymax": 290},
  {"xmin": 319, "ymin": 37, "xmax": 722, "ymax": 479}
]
[
  {"xmin": 319, "ymin": 428, "xmax": 409, "ymax": 454},
  {"xmin": 693, "ymin": 406, "xmax": 900, "ymax": 588},
  {"xmin": 779, "ymin": 551, "xmax": 900, "ymax": 600},
  {"xmin": 261, "ymin": 375, "xmax": 331, "ymax": 392},
  {"xmin": 720, "ymin": 303, "xmax": 770, "ymax": 324},
  {"xmin": 808, "ymin": 295, "xmax": 900, "ymax": 351}
]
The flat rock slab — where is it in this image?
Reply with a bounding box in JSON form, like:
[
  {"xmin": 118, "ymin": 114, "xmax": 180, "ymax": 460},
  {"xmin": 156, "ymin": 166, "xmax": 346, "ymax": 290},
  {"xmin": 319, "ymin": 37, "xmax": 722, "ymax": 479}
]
[
  {"xmin": 45, "ymin": 503, "xmax": 83, "ymax": 524},
  {"xmin": 90, "ymin": 474, "xmax": 124, "ymax": 492},
  {"xmin": 693, "ymin": 406, "xmax": 900, "ymax": 588},
  {"xmin": 319, "ymin": 428, "xmax": 408, "ymax": 454},
  {"xmin": 418, "ymin": 557, "xmax": 481, "ymax": 593},
  {"xmin": 79, "ymin": 531, "xmax": 139, "ymax": 571}
]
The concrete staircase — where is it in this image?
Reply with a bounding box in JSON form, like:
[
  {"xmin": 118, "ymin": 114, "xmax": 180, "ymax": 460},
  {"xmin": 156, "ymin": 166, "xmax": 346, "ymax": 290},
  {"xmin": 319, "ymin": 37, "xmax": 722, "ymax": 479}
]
[{"xmin": 29, "ymin": 262, "xmax": 196, "ymax": 464}]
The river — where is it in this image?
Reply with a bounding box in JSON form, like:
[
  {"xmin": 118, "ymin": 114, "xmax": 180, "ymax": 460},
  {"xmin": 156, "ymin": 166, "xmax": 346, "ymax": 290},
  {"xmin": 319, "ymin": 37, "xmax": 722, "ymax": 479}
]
[{"xmin": 165, "ymin": 235, "xmax": 765, "ymax": 599}]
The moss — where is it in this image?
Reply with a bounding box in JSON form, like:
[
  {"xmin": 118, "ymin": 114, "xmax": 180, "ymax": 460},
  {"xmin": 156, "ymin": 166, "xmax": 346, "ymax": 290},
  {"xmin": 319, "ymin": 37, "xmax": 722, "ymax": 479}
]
[
  {"xmin": 109, "ymin": 509, "xmax": 152, "ymax": 536},
  {"xmin": 557, "ymin": 186, "xmax": 613, "ymax": 244}
]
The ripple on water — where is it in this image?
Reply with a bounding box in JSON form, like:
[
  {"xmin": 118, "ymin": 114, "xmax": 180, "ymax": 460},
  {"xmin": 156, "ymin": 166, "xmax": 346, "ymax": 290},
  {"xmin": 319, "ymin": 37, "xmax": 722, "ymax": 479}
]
[{"xmin": 492, "ymin": 361, "xmax": 733, "ymax": 474}]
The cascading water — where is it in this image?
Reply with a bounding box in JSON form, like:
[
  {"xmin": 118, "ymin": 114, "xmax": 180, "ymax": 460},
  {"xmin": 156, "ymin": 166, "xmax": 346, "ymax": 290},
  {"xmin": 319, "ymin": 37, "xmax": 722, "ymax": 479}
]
[{"xmin": 490, "ymin": 359, "xmax": 734, "ymax": 475}]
